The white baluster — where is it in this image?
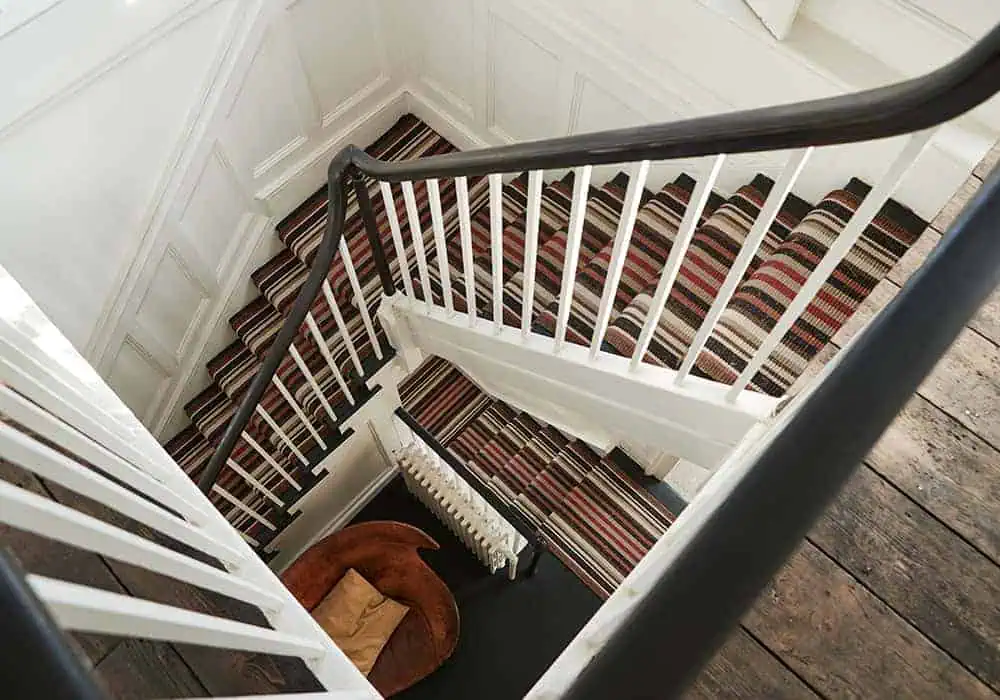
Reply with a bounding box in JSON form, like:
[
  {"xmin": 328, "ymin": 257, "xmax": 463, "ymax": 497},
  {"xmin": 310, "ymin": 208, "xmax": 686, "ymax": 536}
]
[
  {"xmin": 0, "ymin": 351, "xmax": 164, "ymax": 479},
  {"xmin": 554, "ymin": 165, "xmax": 593, "ymax": 353},
  {"xmin": 225, "ymin": 458, "xmax": 284, "ymax": 507},
  {"xmin": 0, "ymin": 421, "xmax": 245, "ymax": 565},
  {"xmin": 522, "ymin": 170, "xmax": 544, "ymax": 337},
  {"xmin": 726, "ymin": 131, "xmax": 934, "ymax": 401},
  {"xmin": 456, "ymin": 176, "xmax": 477, "ymax": 327},
  {"xmin": 380, "ymin": 182, "xmax": 415, "ymax": 300},
  {"xmin": 321, "ymin": 279, "xmax": 364, "ymax": 377},
  {"xmin": 255, "ymin": 404, "xmax": 309, "ymax": 465},
  {"xmin": 339, "ymin": 238, "xmax": 383, "ymax": 360},
  {"xmin": 288, "ymin": 342, "xmax": 338, "ymax": 424},
  {"xmin": 0, "ymin": 480, "xmax": 283, "ymax": 611},
  {"xmin": 489, "ymin": 173, "xmax": 504, "ymax": 332},
  {"xmin": 402, "ymin": 181, "xmax": 433, "ymax": 308},
  {"xmin": 241, "ymin": 431, "xmax": 302, "ymax": 491},
  {"xmin": 305, "ymin": 312, "xmax": 355, "ymax": 405},
  {"xmin": 211, "ymin": 484, "xmax": 276, "ymax": 531},
  {"xmin": 677, "ymin": 149, "xmax": 812, "ymax": 383},
  {"xmin": 427, "ymin": 178, "xmax": 454, "ymax": 315},
  {"xmin": 590, "ymin": 160, "xmax": 651, "ymax": 359},
  {"xmin": 629, "ymin": 154, "xmax": 726, "ymax": 370},
  {"xmin": 271, "ymin": 375, "xmax": 327, "ymax": 449},
  {"xmin": 0, "ymin": 385, "xmax": 211, "ymax": 526},
  {"xmin": 31, "ymin": 575, "xmax": 318, "ymax": 655}
]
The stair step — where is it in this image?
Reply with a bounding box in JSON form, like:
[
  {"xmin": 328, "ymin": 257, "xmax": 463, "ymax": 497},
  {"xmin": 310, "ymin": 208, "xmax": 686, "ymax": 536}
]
[
  {"xmin": 535, "ymin": 174, "xmax": 698, "ymax": 347},
  {"xmin": 601, "ymin": 174, "xmax": 811, "ymax": 364}
]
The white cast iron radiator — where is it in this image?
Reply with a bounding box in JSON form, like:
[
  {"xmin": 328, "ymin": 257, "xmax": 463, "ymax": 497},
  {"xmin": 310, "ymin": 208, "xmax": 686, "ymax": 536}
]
[{"xmin": 393, "ymin": 438, "xmax": 526, "ymax": 579}]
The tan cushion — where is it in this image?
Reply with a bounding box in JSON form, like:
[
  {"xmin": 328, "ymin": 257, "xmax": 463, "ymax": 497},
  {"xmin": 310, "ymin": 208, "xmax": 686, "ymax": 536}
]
[{"xmin": 311, "ymin": 568, "xmax": 410, "ymax": 675}]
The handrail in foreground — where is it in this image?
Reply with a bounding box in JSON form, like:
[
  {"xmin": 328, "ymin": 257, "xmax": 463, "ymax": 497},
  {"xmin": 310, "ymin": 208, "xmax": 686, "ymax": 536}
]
[{"xmin": 200, "ymin": 22, "xmax": 1000, "ymax": 494}]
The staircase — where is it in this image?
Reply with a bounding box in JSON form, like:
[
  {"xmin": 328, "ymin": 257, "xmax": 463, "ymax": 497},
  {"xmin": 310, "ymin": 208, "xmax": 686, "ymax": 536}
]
[
  {"xmin": 164, "ymin": 114, "xmax": 925, "ymax": 566},
  {"xmin": 5, "ymin": 23, "xmax": 1000, "ymax": 698}
]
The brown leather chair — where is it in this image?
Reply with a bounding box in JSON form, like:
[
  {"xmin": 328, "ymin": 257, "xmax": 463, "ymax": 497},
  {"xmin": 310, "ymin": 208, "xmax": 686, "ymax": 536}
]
[{"xmin": 281, "ymin": 521, "xmax": 460, "ymax": 696}]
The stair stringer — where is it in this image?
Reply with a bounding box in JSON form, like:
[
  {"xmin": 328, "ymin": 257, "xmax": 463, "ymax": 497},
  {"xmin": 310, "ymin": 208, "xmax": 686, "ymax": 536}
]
[{"xmin": 383, "ymin": 294, "xmax": 780, "ymax": 469}]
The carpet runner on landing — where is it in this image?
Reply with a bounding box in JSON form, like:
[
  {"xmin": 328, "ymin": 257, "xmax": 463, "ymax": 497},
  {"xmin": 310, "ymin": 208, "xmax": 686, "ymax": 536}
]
[{"xmin": 399, "ymin": 355, "xmax": 678, "ymax": 599}]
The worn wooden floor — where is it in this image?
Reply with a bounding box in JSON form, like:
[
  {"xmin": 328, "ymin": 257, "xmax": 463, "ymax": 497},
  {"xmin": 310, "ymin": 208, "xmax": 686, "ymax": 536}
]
[{"xmin": 687, "ymin": 157, "xmax": 1000, "ymax": 699}]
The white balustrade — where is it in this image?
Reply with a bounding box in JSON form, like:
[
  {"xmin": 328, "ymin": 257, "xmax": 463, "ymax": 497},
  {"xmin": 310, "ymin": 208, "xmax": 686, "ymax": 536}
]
[{"xmin": 726, "ymin": 131, "xmax": 934, "ymax": 401}]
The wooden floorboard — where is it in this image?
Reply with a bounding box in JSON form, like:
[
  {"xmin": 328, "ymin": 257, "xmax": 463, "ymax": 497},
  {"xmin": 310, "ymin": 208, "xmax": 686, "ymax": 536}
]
[
  {"xmin": 0, "ymin": 459, "xmax": 124, "ymax": 668},
  {"xmin": 93, "ymin": 639, "xmax": 207, "ymax": 699},
  {"xmin": 866, "ymin": 394, "xmax": 1000, "ymax": 564},
  {"xmin": 743, "ymin": 543, "xmax": 995, "ymax": 698},
  {"xmin": 686, "ymin": 628, "xmax": 819, "ymax": 699},
  {"xmin": 809, "ymin": 465, "xmax": 1000, "ymax": 691},
  {"xmin": 917, "ymin": 327, "xmax": 1000, "ymax": 450}
]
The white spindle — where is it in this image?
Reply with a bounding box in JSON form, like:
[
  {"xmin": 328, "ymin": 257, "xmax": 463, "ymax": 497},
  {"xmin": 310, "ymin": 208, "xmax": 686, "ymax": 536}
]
[
  {"xmin": 31, "ymin": 575, "xmax": 320, "ymax": 656},
  {"xmin": 380, "ymin": 182, "xmax": 415, "ymax": 300},
  {"xmin": 427, "ymin": 178, "xmax": 454, "ymax": 315},
  {"xmin": 402, "ymin": 181, "xmax": 433, "ymax": 308},
  {"xmin": 554, "ymin": 165, "xmax": 593, "ymax": 353},
  {"xmin": 677, "ymin": 149, "xmax": 812, "ymax": 383},
  {"xmin": 0, "ymin": 352, "xmax": 163, "ymax": 478},
  {"xmin": 629, "ymin": 155, "xmax": 726, "ymax": 369},
  {"xmin": 0, "ymin": 421, "xmax": 246, "ymax": 565},
  {"xmin": 726, "ymin": 131, "xmax": 933, "ymax": 400},
  {"xmin": 589, "ymin": 160, "xmax": 651, "ymax": 359},
  {"xmin": 0, "ymin": 326, "xmax": 143, "ymax": 451},
  {"xmin": 456, "ymin": 176, "xmax": 477, "ymax": 326},
  {"xmin": 521, "ymin": 170, "xmax": 545, "ymax": 336},
  {"xmin": 212, "ymin": 484, "xmax": 276, "ymax": 531},
  {"xmin": 255, "ymin": 404, "xmax": 309, "ymax": 465},
  {"xmin": 339, "ymin": 238, "xmax": 383, "ymax": 359},
  {"xmin": 225, "ymin": 458, "xmax": 284, "ymax": 507},
  {"xmin": 271, "ymin": 375, "xmax": 327, "ymax": 448},
  {"xmin": 489, "ymin": 173, "xmax": 504, "ymax": 332},
  {"xmin": 305, "ymin": 312, "xmax": 355, "ymax": 405},
  {"xmin": 321, "ymin": 279, "xmax": 364, "ymax": 377},
  {"xmin": 0, "ymin": 480, "xmax": 283, "ymax": 611},
  {"xmin": 288, "ymin": 343, "xmax": 338, "ymax": 424},
  {"xmin": 0, "ymin": 385, "xmax": 211, "ymax": 526},
  {"xmin": 241, "ymin": 431, "xmax": 302, "ymax": 491}
]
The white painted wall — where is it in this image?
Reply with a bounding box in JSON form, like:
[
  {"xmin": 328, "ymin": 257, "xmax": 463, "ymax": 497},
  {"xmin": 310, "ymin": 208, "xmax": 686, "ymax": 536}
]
[
  {"xmin": 0, "ymin": 0, "xmax": 411, "ymax": 437},
  {"xmin": 401, "ymin": 0, "xmax": 999, "ymax": 220},
  {"xmin": 3, "ymin": 0, "xmax": 997, "ymax": 439}
]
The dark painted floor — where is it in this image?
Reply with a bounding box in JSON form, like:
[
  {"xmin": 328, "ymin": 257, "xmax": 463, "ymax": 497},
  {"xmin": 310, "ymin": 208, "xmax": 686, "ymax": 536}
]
[{"xmin": 351, "ymin": 477, "xmax": 602, "ymax": 700}]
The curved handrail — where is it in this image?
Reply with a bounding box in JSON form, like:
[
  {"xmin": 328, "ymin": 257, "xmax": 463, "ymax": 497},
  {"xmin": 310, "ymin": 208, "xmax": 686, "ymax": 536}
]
[{"xmin": 200, "ymin": 22, "xmax": 1000, "ymax": 493}]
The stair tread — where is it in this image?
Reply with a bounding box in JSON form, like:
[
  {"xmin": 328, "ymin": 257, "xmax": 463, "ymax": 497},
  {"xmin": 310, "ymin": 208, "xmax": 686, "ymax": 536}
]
[
  {"xmin": 602, "ymin": 174, "xmax": 811, "ymax": 364},
  {"xmin": 695, "ymin": 180, "xmax": 925, "ymax": 395},
  {"xmin": 402, "ymin": 354, "xmax": 678, "ymax": 599},
  {"xmin": 534, "ymin": 174, "xmax": 698, "ymax": 347}
]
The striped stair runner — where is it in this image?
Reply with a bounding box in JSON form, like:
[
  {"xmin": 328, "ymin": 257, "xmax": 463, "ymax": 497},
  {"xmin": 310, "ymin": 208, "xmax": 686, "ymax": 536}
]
[
  {"xmin": 400, "ymin": 355, "xmax": 678, "ymax": 599},
  {"xmin": 163, "ymin": 113, "xmax": 927, "ymax": 560}
]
